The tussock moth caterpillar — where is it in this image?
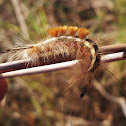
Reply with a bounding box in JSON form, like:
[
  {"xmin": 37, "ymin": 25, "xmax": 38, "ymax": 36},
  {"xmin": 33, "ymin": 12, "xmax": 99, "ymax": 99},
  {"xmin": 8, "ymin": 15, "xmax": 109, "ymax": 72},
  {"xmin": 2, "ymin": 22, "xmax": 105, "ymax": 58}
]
[{"xmin": 1, "ymin": 25, "xmax": 101, "ymax": 99}]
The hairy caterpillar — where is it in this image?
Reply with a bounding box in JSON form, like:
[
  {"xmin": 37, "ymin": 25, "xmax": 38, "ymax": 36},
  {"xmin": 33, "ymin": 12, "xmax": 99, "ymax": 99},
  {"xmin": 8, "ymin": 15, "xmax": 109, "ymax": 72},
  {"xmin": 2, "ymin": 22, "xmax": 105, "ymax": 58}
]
[{"xmin": 1, "ymin": 26, "xmax": 101, "ymax": 98}]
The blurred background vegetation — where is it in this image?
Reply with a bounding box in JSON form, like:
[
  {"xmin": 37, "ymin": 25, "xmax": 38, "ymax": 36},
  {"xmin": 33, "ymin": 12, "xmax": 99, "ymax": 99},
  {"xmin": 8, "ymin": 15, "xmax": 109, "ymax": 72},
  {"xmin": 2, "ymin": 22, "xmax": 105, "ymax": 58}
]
[{"xmin": 0, "ymin": 0, "xmax": 126, "ymax": 126}]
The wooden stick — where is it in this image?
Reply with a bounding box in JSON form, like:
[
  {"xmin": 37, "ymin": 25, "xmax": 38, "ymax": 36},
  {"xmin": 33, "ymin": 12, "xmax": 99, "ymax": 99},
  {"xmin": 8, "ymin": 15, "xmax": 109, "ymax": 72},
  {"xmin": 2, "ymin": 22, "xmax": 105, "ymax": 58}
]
[
  {"xmin": 0, "ymin": 44, "xmax": 126, "ymax": 73},
  {"xmin": 11, "ymin": 0, "xmax": 30, "ymax": 38},
  {"xmin": 0, "ymin": 52, "xmax": 125, "ymax": 78},
  {"xmin": 100, "ymin": 44, "xmax": 126, "ymax": 54}
]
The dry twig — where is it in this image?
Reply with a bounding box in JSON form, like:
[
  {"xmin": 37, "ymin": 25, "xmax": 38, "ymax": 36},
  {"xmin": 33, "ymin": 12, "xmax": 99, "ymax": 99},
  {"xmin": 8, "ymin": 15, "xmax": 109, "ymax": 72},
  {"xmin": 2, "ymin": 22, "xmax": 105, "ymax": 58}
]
[
  {"xmin": 100, "ymin": 43, "xmax": 126, "ymax": 54},
  {"xmin": 11, "ymin": 0, "xmax": 29, "ymax": 38},
  {"xmin": 0, "ymin": 44, "xmax": 126, "ymax": 74},
  {"xmin": 0, "ymin": 51, "xmax": 126, "ymax": 78}
]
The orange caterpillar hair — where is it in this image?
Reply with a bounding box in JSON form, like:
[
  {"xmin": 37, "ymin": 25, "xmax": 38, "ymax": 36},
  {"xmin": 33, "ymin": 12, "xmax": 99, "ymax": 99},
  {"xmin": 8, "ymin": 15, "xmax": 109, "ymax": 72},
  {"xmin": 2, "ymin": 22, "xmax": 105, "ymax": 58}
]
[{"xmin": 47, "ymin": 26, "xmax": 90, "ymax": 38}]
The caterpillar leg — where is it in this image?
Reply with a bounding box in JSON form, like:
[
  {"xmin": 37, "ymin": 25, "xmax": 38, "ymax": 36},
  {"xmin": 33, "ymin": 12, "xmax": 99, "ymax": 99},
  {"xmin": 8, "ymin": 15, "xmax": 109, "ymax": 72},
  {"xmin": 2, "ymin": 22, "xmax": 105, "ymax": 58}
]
[{"xmin": 80, "ymin": 86, "xmax": 87, "ymax": 98}]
